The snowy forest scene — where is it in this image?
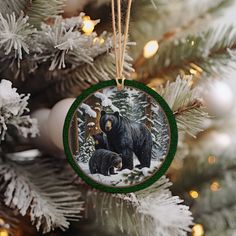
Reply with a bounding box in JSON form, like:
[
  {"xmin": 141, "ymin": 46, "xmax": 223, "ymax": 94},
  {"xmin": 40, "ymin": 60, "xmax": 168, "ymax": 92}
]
[{"xmin": 69, "ymin": 86, "xmax": 170, "ymax": 187}]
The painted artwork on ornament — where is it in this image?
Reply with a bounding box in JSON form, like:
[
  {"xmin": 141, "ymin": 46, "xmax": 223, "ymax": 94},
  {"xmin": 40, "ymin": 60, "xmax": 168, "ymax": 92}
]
[{"xmin": 64, "ymin": 82, "xmax": 176, "ymax": 192}]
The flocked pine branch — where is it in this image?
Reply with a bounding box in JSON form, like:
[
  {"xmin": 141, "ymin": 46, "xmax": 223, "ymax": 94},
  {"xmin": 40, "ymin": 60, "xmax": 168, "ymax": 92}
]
[
  {"xmin": 52, "ymin": 49, "xmax": 133, "ymax": 97},
  {"xmin": 0, "ymin": 12, "xmax": 133, "ymax": 102},
  {"xmin": 140, "ymin": 25, "xmax": 236, "ymax": 82},
  {"xmin": 0, "ymin": 156, "xmax": 83, "ymax": 234},
  {"xmin": 131, "ymin": 0, "xmax": 233, "ymax": 58},
  {"xmin": 81, "ymin": 177, "xmax": 193, "ymax": 236},
  {"xmin": 159, "ymin": 76, "xmax": 208, "ymax": 137},
  {"xmin": 0, "ymin": 0, "xmax": 65, "ymax": 28},
  {"xmin": 0, "ymin": 12, "xmax": 35, "ymax": 60},
  {"xmin": 0, "ymin": 79, "xmax": 38, "ymax": 141},
  {"xmin": 0, "ymin": 0, "xmax": 29, "ymax": 17}
]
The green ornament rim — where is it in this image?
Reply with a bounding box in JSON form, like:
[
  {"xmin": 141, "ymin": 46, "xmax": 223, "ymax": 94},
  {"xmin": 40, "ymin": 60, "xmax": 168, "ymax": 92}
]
[{"xmin": 63, "ymin": 80, "xmax": 178, "ymax": 193}]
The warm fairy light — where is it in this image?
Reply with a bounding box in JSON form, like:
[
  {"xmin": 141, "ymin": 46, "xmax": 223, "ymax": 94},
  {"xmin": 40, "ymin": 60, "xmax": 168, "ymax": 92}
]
[
  {"xmin": 208, "ymin": 155, "xmax": 217, "ymax": 165},
  {"xmin": 191, "ymin": 40, "xmax": 195, "ymax": 46},
  {"xmin": 192, "ymin": 224, "xmax": 204, "ymax": 236},
  {"xmin": 93, "ymin": 37, "xmax": 105, "ymax": 45},
  {"xmin": 189, "ymin": 68, "xmax": 197, "ymax": 75},
  {"xmin": 0, "ymin": 230, "xmax": 9, "ymax": 236},
  {"xmin": 143, "ymin": 40, "xmax": 159, "ymax": 59},
  {"xmin": 210, "ymin": 181, "xmax": 221, "ymax": 192},
  {"xmin": 189, "ymin": 190, "xmax": 199, "ymax": 199},
  {"xmin": 82, "ymin": 16, "xmax": 95, "ymax": 35},
  {"xmin": 190, "ymin": 63, "xmax": 203, "ymax": 73}
]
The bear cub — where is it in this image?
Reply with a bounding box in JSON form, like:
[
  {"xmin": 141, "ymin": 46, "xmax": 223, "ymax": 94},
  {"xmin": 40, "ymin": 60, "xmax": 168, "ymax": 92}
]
[
  {"xmin": 89, "ymin": 149, "xmax": 122, "ymax": 176},
  {"xmin": 92, "ymin": 132, "xmax": 109, "ymax": 150}
]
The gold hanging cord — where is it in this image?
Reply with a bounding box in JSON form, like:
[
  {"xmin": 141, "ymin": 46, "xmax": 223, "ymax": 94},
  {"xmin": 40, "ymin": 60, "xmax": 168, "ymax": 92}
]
[{"xmin": 111, "ymin": 0, "xmax": 132, "ymax": 90}]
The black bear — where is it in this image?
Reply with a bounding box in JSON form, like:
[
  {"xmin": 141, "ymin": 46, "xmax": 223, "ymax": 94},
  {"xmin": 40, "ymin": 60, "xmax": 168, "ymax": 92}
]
[
  {"xmin": 89, "ymin": 149, "xmax": 122, "ymax": 176},
  {"xmin": 92, "ymin": 132, "xmax": 109, "ymax": 150},
  {"xmin": 100, "ymin": 111, "xmax": 153, "ymax": 170}
]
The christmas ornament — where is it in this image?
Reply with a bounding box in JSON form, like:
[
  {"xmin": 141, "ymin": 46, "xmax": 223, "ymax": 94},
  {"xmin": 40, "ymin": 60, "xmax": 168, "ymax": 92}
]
[
  {"xmin": 204, "ymin": 80, "xmax": 234, "ymax": 118},
  {"xmin": 48, "ymin": 98, "xmax": 75, "ymax": 150},
  {"xmin": 63, "ymin": 1, "xmax": 178, "ymax": 193},
  {"xmin": 195, "ymin": 130, "xmax": 231, "ymax": 156},
  {"xmin": 63, "ymin": 80, "xmax": 178, "ymax": 193},
  {"xmin": 32, "ymin": 108, "xmax": 54, "ymax": 150}
]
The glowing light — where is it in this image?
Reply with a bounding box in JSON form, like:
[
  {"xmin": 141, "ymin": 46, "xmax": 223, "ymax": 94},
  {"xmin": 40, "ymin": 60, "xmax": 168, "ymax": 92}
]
[
  {"xmin": 210, "ymin": 181, "xmax": 221, "ymax": 192},
  {"xmin": 0, "ymin": 230, "xmax": 9, "ymax": 236},
  {"xmin": 208, "ymin": 155, "xmax": 216, "ymax": 165},
  {"xmin": 93, "ymin": 37, "xmax": 105, "ymax": 45},
  {"xmin": 190, "ymin": 63, "xmax": 203, "ymax": 73},
  {"xmin": 190, "ymin": 68, "xmax": 197, "ymax": 75},
  {"xmin": 191, "ymin": 41, "xmax": 195, "ymax": 46},
  {"xmin": 143, "ymin": 40, "xmax": 159, "ymax": 59},
  {"xmin": 192, "ymin": 224, "xmax": 204, "ymax": 236},
  {"xmin": 82, "ymin": 16, "xmax": 95, "ymax": 35},
  {"xmin": 189, "ymin": 190, "xmax": 199, "ymax": 199}
]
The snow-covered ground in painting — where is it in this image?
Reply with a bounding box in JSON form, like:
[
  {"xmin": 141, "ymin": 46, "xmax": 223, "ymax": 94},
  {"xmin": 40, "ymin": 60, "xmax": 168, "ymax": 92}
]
[{"xmin": 78, "ymin": 156, "xmax": 162, "ymax": 187}]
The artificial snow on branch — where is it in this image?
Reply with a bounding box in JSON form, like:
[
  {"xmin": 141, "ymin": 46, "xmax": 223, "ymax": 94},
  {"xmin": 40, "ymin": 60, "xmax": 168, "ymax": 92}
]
[
  {"xmin": 131, "ymin": 0, "xmax": 232, "ymax": 58},
  {"xmin": 0, "ymin": 12, "xmax": 35, "ymax": 59},
  {"xmin": 0, "ymin": 79, "xmax": 38, "ymax": 141},
  {"xmin": 34, "ymin": 15, "xmax": 107, "ymax": 71},
  {"xmin": 0, "ymin": 0, "xmax": 28, "ymax": 17},
  {"xmin": 81, "ymin": 177, "xmax": 193, "ymax": 236},
  {"xmin": 160, "ymin": 76, "xmax": 208, "ymax": 137},
  {"xmin": 142, "ymin": 25, "xmax": 236, "ymax": 81},
  {"xmin": 53, "ymin": 50, "xmax": 133, "ymax": 96},
  {"xmin": 0, "ymin": 156, "xmax": 83, "ymax": 234}
]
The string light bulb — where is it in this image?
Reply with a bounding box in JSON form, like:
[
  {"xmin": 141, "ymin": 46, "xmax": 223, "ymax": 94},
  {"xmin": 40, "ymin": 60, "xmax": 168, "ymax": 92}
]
[
  {"xmin": 210, "ymin": 181, "xmax": 221, "ymax": 192},
  {"xmin": 143, "ymin": 40, "xmax": 159, "ymax": 59},
  {"xmin": 192, "ymin": 224, "xmax": 204, "ymax": 236},
  {"xmin": 189, "ymin": 190, "xmax": 199, "ymax": 199},
  {"xmin": 82, "ymin": 16, "xmax": 95, "ymax": 35},
  {"xmin": 208, "ymin": 155, "xmax": 217, "ymax": 165},
  {"xmin": 93, "ymin": 37, "xmax": 105, "ymax": 45},
  {"xmin": 0, "ymin": 230, "xmax": 9, "ymax": 236}
]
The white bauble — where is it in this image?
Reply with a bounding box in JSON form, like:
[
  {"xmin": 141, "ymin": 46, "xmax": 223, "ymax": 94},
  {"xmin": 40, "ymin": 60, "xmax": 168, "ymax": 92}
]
[
  {"xmin": 32, "ymin": 108, "xmax": 54, "ymax": 150},
  {"xmin": 48, "ymin": 98, "xmax": 75, "ymax": 150},
  {"xmin": 204, "ymin": 80, "xmax": 234, "ymax": 118},
  {"xmin": 195, "ymin": 131, "xmax": 231, "ymax": 156}
]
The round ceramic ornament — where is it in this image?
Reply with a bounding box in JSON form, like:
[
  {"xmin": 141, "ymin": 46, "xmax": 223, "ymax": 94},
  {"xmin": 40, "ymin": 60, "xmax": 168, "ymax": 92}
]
[{"xmin": 63, "ymin": 80, "xmax": 178, "ymax": 193}]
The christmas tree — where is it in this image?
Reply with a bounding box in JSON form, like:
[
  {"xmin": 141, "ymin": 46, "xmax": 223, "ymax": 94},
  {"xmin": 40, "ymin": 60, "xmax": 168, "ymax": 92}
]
[{"xmin": 0, "ymin": 0, "xmax": 236, "ymax": 236}]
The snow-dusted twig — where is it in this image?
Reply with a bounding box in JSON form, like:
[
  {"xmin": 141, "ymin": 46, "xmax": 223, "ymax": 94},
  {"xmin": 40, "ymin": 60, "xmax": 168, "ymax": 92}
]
[
  {"xmin": 160, "ymin": 76, "xmax": 209, "ymax": 137},
  {"xmin": 0, "ymin": 12, "xmax": 35, "ymax": 59},
  {"xmin": 0, "ymin": 79, "xmax": 38, "ymax": 141},
  {"xmin": 0, "ymin": 156, "xmax": 83, "ymax": 234},
  {"xmin": 81, "ymin": 177, "xmax": 193, "ymax": 236}
]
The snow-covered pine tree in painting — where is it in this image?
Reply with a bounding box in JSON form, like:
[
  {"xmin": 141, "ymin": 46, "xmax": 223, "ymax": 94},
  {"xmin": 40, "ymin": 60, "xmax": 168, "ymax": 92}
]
[
  {"xmin": 76, "ymin": 136, "xmax": 95, "ymax": 163},
  {"xmin": 151, "ymin": 102, "xmax": 170, "ymax": 160},
  {"xmin": 109, "ymin": 89, "xmax": 133, "ymax": 117},
  {"xmin": 131, "ymin": 92, "xmax": 148, "ymax": 122},
  {"xmin": 130, "ymin": 89, "xmax": 169, "ymax": 161}
]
